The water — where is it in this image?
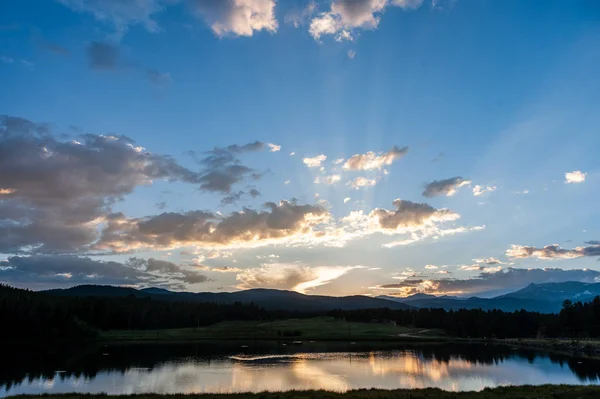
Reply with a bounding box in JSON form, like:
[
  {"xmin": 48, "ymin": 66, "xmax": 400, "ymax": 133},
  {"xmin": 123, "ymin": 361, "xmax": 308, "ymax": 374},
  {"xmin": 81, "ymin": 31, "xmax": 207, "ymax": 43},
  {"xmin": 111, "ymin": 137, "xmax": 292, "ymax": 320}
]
[{"xmin": 1, "ymin": 341, "xmax": 599, "ymax": 396}]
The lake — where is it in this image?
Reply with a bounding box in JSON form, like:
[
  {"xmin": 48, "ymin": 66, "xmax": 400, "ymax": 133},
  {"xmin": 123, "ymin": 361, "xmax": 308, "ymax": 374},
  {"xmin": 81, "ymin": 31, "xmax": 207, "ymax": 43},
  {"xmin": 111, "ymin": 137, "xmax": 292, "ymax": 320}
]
[{"xmin": 1, "ymin": 341, "xmax": 599, "ymax": 396}]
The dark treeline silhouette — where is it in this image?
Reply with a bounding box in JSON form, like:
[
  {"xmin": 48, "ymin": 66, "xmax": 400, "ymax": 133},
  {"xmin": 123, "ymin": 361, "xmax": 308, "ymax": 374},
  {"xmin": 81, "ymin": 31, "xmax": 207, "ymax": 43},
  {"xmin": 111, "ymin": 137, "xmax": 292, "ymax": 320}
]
[
  {"xmin": 0, "ymin": 284, "xmax": 304, "ymax": 341},
  {"xmin": 2, "ymin": 284, "xmax": 600, "ymax": 341},
  {"xmin": 328, "ymin": 297, "xmax": 600, "ymax": 339}
]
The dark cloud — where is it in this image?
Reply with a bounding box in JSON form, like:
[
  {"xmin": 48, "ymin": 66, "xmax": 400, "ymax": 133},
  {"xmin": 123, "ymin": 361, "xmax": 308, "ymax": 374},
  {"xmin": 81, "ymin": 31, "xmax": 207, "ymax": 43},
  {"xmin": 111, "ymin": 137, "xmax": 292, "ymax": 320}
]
[
  {"xmin": 378, "ymin": 268, "xmax": 600, "ymax": 297},
  {"xmin": 96, "ymin": 200, "xmax": 330, "ymax": 252},
  {"xmin": 86, "ymin": 41, "xmax": 119, "ymax": 69},
  {"xmin": 0, "ymin": 255, "xmax": 208, "ymax": 289},
  {"xmin": 507, "ymin": 243, "xmax": 600, "ymax": 260},
  {"xmin": 370, "ymin": 199, "xmax": 458, "ymax": 230},
  {"xmin": 220, "ymin": 188, "xmax": 262, "ymax": 206},
  {"xmin": 190, "ymin": 142, "xmax": 266, "ymax": 194},
  {"xmin": 422, "ymin": 177, "xmax": 471, "ymax": 198},
  {"xmin": 380, "ymin": 279, "xmax": 423, "ymax": 289},
  {"xmin": 0, "ymin": 115, "xmax": 204, "ymax": 253},
  {"xmin": 156, "ymin": 201, "xmax": 167, "ymax": 210}
]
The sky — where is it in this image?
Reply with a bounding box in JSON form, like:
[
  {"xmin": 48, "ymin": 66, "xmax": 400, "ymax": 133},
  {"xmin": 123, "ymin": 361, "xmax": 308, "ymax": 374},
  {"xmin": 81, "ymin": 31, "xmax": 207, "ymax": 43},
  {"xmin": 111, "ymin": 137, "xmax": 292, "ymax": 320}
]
[{"xmin": 1, "ymin": 0, "xmax": 599, "ymax": 298}]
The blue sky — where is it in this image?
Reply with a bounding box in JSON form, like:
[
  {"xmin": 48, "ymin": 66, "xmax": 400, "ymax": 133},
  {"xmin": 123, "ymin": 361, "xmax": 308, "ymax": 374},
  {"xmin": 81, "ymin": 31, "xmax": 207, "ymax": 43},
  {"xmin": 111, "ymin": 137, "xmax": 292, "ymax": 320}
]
[{"xmin": 1, "ymin": 0, "xmax": 599, "ymax": 297}]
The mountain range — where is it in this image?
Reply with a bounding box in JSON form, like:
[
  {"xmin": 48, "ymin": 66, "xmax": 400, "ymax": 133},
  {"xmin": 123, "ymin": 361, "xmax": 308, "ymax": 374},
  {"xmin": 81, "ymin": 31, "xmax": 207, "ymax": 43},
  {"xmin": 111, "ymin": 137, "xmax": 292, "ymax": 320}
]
[{"xmin": 43, "ymin": 281, "xmax": 600, "ymax": 314}]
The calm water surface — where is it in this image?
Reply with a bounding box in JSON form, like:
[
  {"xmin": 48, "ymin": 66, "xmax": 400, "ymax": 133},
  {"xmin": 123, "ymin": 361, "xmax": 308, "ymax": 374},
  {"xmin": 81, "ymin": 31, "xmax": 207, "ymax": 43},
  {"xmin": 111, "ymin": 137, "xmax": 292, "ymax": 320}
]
[{"xmin": 1, "ymin": 342, "xmax": 599, "ymax": 396}]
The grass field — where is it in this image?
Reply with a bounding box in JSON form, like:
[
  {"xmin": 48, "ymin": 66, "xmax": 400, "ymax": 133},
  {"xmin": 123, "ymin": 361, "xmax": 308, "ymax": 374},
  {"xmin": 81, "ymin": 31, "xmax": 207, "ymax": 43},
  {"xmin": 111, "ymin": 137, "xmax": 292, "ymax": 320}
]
[
  {"xmin": 100, "ymin": 317, "xmax": 445, "ymax": 341},
  {"xmin": 7, "ymin": 385, "xmax": 600, "ymax": 399}
]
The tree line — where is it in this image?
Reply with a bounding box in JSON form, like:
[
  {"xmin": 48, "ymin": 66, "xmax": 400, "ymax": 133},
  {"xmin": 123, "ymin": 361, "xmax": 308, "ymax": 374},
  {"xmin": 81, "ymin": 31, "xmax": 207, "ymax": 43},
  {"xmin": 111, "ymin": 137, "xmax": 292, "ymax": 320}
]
[
  {"xmin": 2, "ymin": 284, "xmax": 600, "ymax": 341},
  {"xmin": 328, "ymin": 297, "xmax": 600, "ymax": 339}
]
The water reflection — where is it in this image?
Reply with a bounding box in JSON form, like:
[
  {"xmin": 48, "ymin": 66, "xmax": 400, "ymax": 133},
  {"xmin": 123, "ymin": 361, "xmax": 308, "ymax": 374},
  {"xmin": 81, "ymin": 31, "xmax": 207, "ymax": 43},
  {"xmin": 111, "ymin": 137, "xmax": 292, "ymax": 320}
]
[{"xmin": 1, "ymin": 342, "xmax": 598, "ymax": 396}]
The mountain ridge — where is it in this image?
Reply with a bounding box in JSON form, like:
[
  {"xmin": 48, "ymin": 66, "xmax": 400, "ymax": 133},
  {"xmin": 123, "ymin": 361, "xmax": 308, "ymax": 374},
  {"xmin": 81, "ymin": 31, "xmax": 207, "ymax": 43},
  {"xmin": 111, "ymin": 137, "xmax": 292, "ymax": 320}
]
[{"xmin": 42, "ymin": 281, "xmax": 600, "ymax": 314}]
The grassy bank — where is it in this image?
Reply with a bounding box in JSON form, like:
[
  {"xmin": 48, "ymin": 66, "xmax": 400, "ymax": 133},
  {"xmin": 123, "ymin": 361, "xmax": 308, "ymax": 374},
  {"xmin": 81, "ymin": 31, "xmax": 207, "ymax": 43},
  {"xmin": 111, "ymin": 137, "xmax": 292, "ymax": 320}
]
[
  {"xmin": 8, "ymin": 386, "xmax": 600, "ymax": 399},
  {"xmin": 100, "ymin": 317, "xmax": 446, "ymax": 341}
]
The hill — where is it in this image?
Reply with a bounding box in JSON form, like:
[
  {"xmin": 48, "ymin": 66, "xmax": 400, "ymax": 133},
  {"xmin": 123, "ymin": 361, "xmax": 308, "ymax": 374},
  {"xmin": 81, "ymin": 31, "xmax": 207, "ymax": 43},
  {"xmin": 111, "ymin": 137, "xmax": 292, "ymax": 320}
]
[{"xmin": 45, "ymin": 285, "xmax": 414, "ymax": 312}]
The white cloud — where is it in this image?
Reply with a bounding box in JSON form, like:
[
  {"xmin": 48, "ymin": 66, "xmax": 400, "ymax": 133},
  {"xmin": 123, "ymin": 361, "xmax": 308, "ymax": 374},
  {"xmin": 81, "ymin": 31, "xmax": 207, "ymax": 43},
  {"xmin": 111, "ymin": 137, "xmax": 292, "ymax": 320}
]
[
  {"xmin": 424, "ymin": 264, "xmax": 438, "ymax": 269},
  {"xmin": 343, "ymin": 146, "xmax": 408, "ymax": 171},
  {"xmin": 315, "ymin": 174, "xmax": 341, "ymax": 185},
  {"xmin": 344, "ymin": 197, "xmax": 351, "ymax": 203},
  {"xmin": 303, "ymin": 154, "xmax": 327, "ymax": 168},
  {"xmin": 347, "ymin": 49, "xmax": 356, "ymax": 59},
  {"xmin": 284, "ymin": 180, "xmax": 291, "ymax": 185},
  {"xmin": 333, "ymin": 158, "xmax": 345, "ymax": 165},
  {"xmin": 190, "ymin": 0, "xmax": 278, "ymax": 37},
  {"xmin": 267, "ymin": 143, "xmax": 281, "ymax": 152},
  {"xmin": 347, "ymin": 176, "xmax": 377, "ymax": 189},
  {"xmin": 565, "ymin": 170, "xmax": 586, "ymax": 184},
  {"xmin": 290, "ymin": 152, "xmax": 295, "ymax": 156},
  {"xmin": 506, "ymin": 243, "xmax": 600, "ymax": 260},
  {"xmin": 308, "ymin": 0, "xmax": 424, "ymax": 42},
  {"xmin": 472, "ymin": 185, "xmax": 497, "ymax": 196}
]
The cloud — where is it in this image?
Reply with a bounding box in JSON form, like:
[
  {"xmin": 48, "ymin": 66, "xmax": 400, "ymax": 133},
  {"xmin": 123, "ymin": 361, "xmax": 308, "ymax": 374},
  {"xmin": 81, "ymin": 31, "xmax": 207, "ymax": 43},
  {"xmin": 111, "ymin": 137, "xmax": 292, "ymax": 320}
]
[
  {"xmin": 343, "ymin": 146, "xmax": 408, "ymax": 171},
  {"xmin": 236, "ymin": 263, "xmax": 362, "ymax": 293},
  {"xmin": 220, "ymin": 188, "xmax": 261, "ymax": 205},
  {"xmin": 506, "ymin": 243, "xmax": 600, "ymax": 260},
  {"xmin": 190, "ymin": 141, "xmax": 266, "ymax": 194},
  {"xmin": 284, "ymin": 1, "xmax": 316, "ymax": 27},
  {"xmin": 96, "ymin": 200, "xmax": 331, "ymax": 252},
  {"xmin": 86, "ymin": 41, "xmax": 119, "ymax": 69},
  {"xmin": 374, "ymin": 267, "xmax": 600, "ymax": 297},
  {"xmin": 340, "ymin": 198, "xmax": 474, "ymax": 248},
  {"xmin": 303, "ymin": 154, "xmax": 327, "ymax": 168},
  {"xmin": 146, "ymin": 69, "xmax": 172, "ymax": 85},
  {"xmin": 347, "ymin": 49, "xmax": 356, "ymax": 59},
  {"xmin": 0, "ymin": 255, "xmax": 208, "ymax": 289},
  {"xmin": 472, "ymin": 185, "xmax": 496, "ymax": 196},
  {"xmin": 347, "ymin": 176, "xmax": 377, "ymax": 189},
  {"xmin": 58, "ymin": 0, "xmax": 165, "ymax": 38},
  {"xmin": 344, "ymin": 197, "xmax": 351, "ymax": 203},
  {"xmin": 425, "ymin": 264, "xmax": 438, "ymax": 269},
  {"xmin": 267, "ymin": 143, "xmax": 281, "ymax": 152},
  {"xmin": 308, "ymin": 0, "xmax": 424, "ymax": 41},
  {"xmin": 211, "ymin": 266, "xmax": 243, "ymax": 273},
  {"xmin": 422, "ymin": 177, "xmax": 471, "ymax": 198},
  {"xmin": 565, "ymin": 170, "xmax": 586, "ymax": 184},
  {"xmin": 392, "ymin": 0, "xmax": 425, "ymax": 9},
  {"xmin": 189, "ymin": 0, "xmax": 278, "ymax": 37},
  {"xmin": 0, "ymin": 115, "xmax": 207, "ymax": 254},
  {"xmin": 370, "ymin": 199, "xmax": 459, "ymax": 231},
  {"xmin": 473, "ymin": 257, "xmax": 503, "ymax": 265},
  {"xmin": 315, "ymin": 174, "xmax": 341, "ymax": 185}
]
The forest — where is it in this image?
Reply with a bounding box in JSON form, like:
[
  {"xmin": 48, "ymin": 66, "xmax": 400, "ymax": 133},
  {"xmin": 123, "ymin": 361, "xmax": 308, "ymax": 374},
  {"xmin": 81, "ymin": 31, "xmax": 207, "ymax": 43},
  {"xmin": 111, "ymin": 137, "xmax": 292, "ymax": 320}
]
[{"xmin": 1, "ymin": 284, "xmax": 600, "ymax": 341}]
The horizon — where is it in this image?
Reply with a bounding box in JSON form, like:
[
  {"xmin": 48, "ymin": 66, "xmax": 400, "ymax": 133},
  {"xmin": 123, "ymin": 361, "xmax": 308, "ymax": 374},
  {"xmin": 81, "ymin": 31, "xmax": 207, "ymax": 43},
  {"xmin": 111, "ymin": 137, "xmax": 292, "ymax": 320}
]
[{"xmin": 1, "ymin": 0, "xmax": 600, "ymax": 299}]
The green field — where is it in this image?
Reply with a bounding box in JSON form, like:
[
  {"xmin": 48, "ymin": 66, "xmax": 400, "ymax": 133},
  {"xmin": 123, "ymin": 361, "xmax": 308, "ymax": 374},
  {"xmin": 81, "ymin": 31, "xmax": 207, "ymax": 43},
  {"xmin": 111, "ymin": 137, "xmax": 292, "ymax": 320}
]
[
  {"xmin": 100, "ymin": 317, "xmax": 445, "ymax": 341},
  {"xmin": 8, "ymin": 385, "xmax": 600, "ymax": 399}
]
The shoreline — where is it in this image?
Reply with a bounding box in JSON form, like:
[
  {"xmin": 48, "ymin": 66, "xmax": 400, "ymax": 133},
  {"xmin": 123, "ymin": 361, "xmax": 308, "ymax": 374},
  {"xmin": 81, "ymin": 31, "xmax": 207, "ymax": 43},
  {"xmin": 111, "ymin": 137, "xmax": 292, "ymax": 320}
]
[{"xmin": 5, "ymin": 385, "xmax": 600, "ymax": 399}]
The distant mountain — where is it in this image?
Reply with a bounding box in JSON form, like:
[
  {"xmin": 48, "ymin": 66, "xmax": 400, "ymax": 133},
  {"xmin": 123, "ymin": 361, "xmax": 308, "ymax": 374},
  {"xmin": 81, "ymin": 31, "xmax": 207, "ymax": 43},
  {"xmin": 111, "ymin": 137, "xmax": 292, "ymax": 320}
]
[
  {"xmin": 377, "ymin": 281, "xmax": 600, "ymax": 313},
  {"xmin": 499, "ymin": 282, "xmax": 600, "ymax": 302},
  {"xmin": 44, "ymin": 285, "xmax": 414, "ymax": 312}
]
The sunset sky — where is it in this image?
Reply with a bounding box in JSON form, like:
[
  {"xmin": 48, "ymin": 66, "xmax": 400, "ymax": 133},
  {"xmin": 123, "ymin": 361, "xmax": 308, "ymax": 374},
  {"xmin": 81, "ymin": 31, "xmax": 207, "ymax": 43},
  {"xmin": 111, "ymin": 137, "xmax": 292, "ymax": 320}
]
[{"xmin": 1, "ymin": 0, "xmax": 599, "ymax": 297}]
